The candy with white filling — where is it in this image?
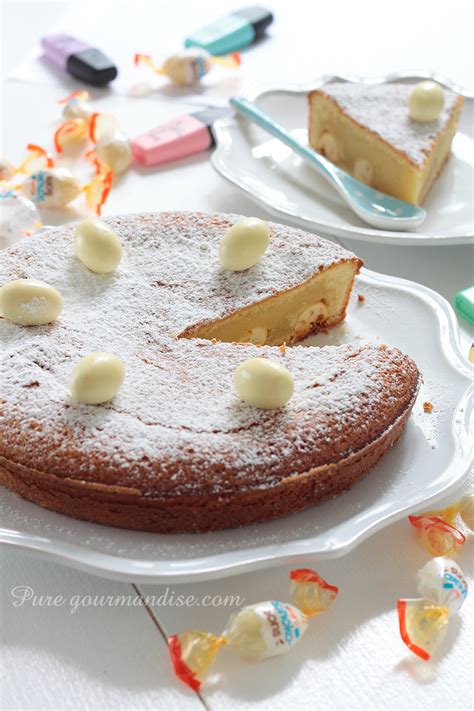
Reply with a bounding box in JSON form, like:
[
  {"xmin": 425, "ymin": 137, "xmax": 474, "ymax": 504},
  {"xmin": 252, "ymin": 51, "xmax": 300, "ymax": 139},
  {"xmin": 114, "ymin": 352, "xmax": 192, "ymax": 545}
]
[
  {"xmin": 74, "ymin": 218, "xmax": 122, "ymax": 273},
  {"xmin": 70, "ymin": 352, "xmax": 125, "ymax": 404}
]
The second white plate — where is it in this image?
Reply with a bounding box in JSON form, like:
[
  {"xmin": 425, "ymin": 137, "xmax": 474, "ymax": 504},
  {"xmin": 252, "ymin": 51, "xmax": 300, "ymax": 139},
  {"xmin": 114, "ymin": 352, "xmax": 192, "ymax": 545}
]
[
  {"xmin": 0, "ymin": 268, "xmax": 472, "ymax": 582},
  {"xmin": 212, "ymin": 73, "xmax": 474, "ymax": 245}
]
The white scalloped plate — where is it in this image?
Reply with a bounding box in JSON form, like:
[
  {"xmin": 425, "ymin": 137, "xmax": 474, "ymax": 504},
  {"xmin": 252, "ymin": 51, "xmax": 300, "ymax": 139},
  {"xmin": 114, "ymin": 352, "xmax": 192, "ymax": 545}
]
[
  {"xmin": 1, "ymin": 268, "xmax": 472, "ymax": 582},
  {"xmin": 211, "ymin": 73, "xmax": 474, "ymax": 245}
]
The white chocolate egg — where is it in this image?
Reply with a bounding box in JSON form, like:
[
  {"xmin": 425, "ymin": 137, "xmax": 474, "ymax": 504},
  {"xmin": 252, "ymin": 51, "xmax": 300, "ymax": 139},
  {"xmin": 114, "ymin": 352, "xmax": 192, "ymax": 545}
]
[
  {"xmin": 219, "ymin": 218, "xmax": 270, "ymax": 271},
  {"xmin": 20, "ymin": 168, "xmax": 81, "ymax": 208},
  {"xmin": 409, "ymin": 81, "xmax": 445, "ymax": 122},
  {"xmin": 96, "ymin": 131, "xmax": 132, "ymax": 174},
  {"xmin": 354, "ymin": 159, "xmax": 373, "ymax": 185},
  {"xmin": 70, "ymin": 352, "xmax": 125, "ymax": 404},
  {"xmin": 0, "ymin": 157, "xmax": 16, "ymax": 182},
  {"xmin": 63, "ymin": 99, "xmax": 92, "ymax": 120},
  {"xmin": 162, "ymin": 49, "xmax": 211, "ymax": 86},
  {"xmin": 233, "ymin": 357, "xmax": 294, "ymax": 409},
  {"xmin": 74, "ymin": 218, "xmax": 122, "ymax": 273},
  {"xmin": 0, "ymin": 278, "xmax": 63, "ymax": 325}
]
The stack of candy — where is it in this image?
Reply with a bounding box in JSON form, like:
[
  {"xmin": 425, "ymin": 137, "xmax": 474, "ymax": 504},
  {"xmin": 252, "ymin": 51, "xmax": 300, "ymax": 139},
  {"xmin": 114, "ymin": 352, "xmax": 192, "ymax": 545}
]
[
  {"xmin": 398, "ymin": 557, "xmax": 468, "ymax": 661},
  {"xmin": 168, "ymin": 568, "xmax": 338, "ymax": 691},
  {"xmin": 0, "ymin": 93, "xmax": 132, "ymax": 248},
  {"xmin": 408, "ymin": 493, "xmax": 473, "ymax": 557},
  {"xmin": 134, "ymin": 48, "xmax": 241, "ymax": 87},
  {"xmin": 56, "ymin": 91, "xmax": 132, "ymax": 179}
]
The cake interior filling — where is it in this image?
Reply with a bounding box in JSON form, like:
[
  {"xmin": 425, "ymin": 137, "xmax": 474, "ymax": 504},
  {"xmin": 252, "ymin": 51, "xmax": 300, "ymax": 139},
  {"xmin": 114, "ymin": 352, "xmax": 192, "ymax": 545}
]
[
  {"xmin": 308, "ymin": 96, "xmax": 461, "ymax": 205},
  {"xmin": 181, "ymin": 262, "xmax": 357, "ymax": 347}
]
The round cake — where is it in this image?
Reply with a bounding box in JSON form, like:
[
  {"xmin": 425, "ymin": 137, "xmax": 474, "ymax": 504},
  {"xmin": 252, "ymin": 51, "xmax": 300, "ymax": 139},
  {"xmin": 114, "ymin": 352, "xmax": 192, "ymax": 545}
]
[{"xmin": 0, "ymin": 212, "xmax": 420, "ymax": 533}]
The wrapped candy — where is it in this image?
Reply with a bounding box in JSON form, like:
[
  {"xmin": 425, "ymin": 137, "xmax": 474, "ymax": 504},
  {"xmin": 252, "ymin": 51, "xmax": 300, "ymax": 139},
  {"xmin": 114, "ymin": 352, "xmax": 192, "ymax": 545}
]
[
  {"xmin": 88, "ymin": 131, "xmax": 132, "ymax": 175},
  {"xmin": 0, "ymin": 144, "xmax": 55, "ymax": 183},
  {"xmin": 0, "ymin": 188, "xmax": 42, "ymax": 249},
  {"xmin": 408, "ymin": 493, "xmax": 473, "ymax": 557},
  {"xmin": 168, "ymin": 568, "xmax": 338, "ymax": 691},
  {"xmin": 20, "ymin": 167, "xmax": 82, "ymax": 208},
  {"xmin": 54, "ymin": 92, "xmax": 120, "ymax": 154},
  {"xmin": 134, "ymin": 48, "xmax": 240, "ymax": 87},
  {"xmin": 19, "ymin": 161, "xmax": 112, "ymax": 215},
  {"xmin": 397, "ymin": 557, "xmax": 468, "ymax": 661},
  {"xmin": 1, "ymin": 143, "xmax": 111, "ymax": 215},
  {"xmin": 54, "ymin": 119, "xmax": 89, "ymax": 153},
  {"xmin": 59, "ymin": 90, "xmax": 92, "ymax": 121}
]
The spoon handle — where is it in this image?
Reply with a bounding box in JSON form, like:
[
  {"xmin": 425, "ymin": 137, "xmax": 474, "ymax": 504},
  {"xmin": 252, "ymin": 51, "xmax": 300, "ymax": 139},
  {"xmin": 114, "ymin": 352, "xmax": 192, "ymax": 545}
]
[
  {"xmin": 229, "ymin": 96, "xmax": 426, "ymax": 231},
  {"xmin": 229, "ymin": 96, "xmax": 337, "ymax": 185}
]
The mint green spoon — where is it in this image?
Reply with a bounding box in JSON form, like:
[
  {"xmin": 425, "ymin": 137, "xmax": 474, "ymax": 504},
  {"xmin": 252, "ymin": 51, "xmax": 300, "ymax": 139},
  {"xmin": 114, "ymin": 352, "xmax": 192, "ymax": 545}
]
[{"xmin": 230, "ymin": 96, "xmax": 427, "ymax": 231}]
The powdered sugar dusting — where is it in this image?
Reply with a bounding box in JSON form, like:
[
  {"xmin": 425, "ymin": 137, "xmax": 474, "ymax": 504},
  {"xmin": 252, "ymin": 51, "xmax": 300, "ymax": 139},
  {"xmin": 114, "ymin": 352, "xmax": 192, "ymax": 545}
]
[
  {"xmin": 320, "ymin": 83, "xmax": 459, "ymax": 165},
  {"xmin": 1, "ymin": 212, "xmax": 418, "ymax": 496},
  {"xmin": 19, "ymin": 295, "xmax": 48, "ymax": 314}
]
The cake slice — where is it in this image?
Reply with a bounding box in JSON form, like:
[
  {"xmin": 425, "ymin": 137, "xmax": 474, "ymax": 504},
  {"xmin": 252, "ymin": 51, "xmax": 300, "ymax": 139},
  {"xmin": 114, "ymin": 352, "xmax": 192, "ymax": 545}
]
[{"xmin": 308, "ymin": 82, "xmax": 464, "ymax": 205}]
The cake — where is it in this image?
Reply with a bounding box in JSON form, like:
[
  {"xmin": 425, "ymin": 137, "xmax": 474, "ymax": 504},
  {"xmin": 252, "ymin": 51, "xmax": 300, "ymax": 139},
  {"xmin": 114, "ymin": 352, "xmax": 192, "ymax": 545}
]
[
  {"xmin": 0, "ymin": 212, "xmax": 420, "ymax": 533},
  {"xmin": 308, "ymin": 82, "xmax": 463, "ymax": 205}
]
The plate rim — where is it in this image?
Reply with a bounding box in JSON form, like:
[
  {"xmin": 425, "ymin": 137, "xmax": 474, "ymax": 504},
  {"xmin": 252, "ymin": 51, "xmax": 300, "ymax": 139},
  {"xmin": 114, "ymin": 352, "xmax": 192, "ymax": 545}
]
[
  {"xmin": 211, "ymin": 72, "xmax": 474, "ymax": 245},
  {"xmin": 1, "ymin": 267, "xmax": 472, "ymax": 583}
]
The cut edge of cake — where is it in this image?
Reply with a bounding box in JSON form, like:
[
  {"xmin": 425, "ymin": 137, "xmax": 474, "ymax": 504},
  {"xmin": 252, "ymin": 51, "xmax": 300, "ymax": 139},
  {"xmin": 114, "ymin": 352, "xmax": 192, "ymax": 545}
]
[{"xmin": 181, "ymin": 257, "xmax": 363, "ymax": 346}]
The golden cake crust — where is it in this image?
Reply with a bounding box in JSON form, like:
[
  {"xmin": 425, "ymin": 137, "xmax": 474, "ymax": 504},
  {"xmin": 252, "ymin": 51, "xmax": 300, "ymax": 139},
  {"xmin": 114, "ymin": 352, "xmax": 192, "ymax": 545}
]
[
  {"xmin": 0, "ymin": 362, "xmax": 419, "ymax": 533},
  {"xmin": 0, "ymin": 212, "xmax": 419, "ymax": 533}
]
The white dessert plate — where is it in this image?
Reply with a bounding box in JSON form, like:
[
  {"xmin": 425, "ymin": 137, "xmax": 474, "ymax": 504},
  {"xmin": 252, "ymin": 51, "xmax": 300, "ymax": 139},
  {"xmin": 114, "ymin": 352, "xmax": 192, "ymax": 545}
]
[
  {"xmin": 1, "ymin": 268, "xmax": 472, "ymax": 583},
  {"xmin": 212, "ymin": 73, "xmax": 474, "ymax": 245}
]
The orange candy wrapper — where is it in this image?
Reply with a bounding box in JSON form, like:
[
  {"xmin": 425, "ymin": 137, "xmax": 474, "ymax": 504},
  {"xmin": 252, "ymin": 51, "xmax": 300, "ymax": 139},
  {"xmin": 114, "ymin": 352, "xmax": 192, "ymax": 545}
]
[
  {"xmin": 398, "ymin": 557, "xmax": 468, "ymax": 661},
  {"xmin": 408, "ymin": 493, "xmax": 473, "ymax": 557},
  {"xmin": 168, "ymin": 568, "xmax": 338, "ymax": 691},
  {"xmin": 0, "ymin": 144, "xmax": 55, "ymax": 182}
]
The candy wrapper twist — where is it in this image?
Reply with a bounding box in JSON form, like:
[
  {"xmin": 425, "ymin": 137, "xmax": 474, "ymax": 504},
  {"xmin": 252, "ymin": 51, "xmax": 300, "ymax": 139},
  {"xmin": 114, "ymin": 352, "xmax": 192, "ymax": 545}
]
[
  {"xmin": 55, "ymin": 92, "xmax": 131, "ymax": 179},
  {"xmin": 168, "ymin": 568, "xmax": 338, "ymax": 691},
  {"xmin": 408, "ymin": 493, "xmax": 473, "ymax": 557},
  {"xmin": 398, "ymin": 557, "xmax": 468, "ymax": 661}
]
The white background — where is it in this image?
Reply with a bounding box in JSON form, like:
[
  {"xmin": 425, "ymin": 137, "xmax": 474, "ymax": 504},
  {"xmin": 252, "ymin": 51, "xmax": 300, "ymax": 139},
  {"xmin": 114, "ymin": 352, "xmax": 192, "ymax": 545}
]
[{"xmin": 1, "ymin": 1, "xmax": 473, "ymax": 709}]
